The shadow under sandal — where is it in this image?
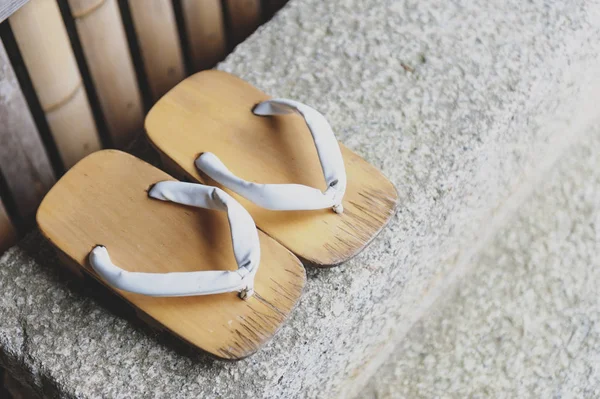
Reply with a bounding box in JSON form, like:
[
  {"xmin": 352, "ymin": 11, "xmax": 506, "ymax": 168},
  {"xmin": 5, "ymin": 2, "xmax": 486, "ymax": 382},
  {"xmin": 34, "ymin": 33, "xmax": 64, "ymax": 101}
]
[
  {"xmin": 36, "ymin": 150, "xmax": 305, "ymax": 360},
  {"xmin": 146, "ymin": 70, "xmax": 399, "ymax": 267}
]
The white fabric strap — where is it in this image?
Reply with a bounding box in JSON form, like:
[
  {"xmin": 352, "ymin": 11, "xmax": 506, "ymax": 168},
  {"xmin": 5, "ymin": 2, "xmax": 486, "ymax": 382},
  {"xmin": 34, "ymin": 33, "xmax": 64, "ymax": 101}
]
[
  {"xmin": 88, "ymin": 182, "xmax": 260, "ymax": 300},
  {"xmin": 196, "ymin": 99, "xmax": 347, "ymax": 213}
]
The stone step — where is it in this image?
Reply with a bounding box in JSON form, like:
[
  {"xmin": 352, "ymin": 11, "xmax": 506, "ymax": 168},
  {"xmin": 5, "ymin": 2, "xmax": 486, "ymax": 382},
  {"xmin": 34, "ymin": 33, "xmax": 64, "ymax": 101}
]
[
  {"xmin": 362, "ymin": 123, "xmax": 600, "ymax": 398},
  {"xmin": 2, "ymin": 0, "xmax": 600, "ymax": 397}
]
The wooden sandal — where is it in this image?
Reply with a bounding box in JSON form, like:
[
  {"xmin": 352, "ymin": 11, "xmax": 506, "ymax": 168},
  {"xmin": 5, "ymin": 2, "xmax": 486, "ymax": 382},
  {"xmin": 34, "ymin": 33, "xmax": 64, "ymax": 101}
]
[
  {"xmin": 36, "ymin": 150, "xmax": 305, "ymax": 359},
  {"xmin": 146, "ymin": 70, "xmax": 398, "ymax": 267}
]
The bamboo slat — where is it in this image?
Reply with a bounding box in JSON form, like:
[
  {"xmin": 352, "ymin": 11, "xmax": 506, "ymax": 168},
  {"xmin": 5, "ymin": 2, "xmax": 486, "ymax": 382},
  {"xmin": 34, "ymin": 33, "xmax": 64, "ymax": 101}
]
[
  {"xmin": 0, "ymin": 199, "xmax": 17, "ymax": 253},
  {"xmin": 225, "ymin": 0, "xmax": 261, "ymax": 47},
  {"xmin": 128, "ymin": 0, "xmax": 185, "ymax": 100},
  {"xmin": 181, "ymin": 0, "xmax": 226, "ymax": 71},
  {"xmin": 68, "ymin": 0, "xmax": 143, "ymax": 148},
  {"xmin": 9, "ymin": 0, "xmax": 102, "ymax": 169},
  {"xmin": 0, "ymin": 39, "xmax": 55, "ymax": 221}
]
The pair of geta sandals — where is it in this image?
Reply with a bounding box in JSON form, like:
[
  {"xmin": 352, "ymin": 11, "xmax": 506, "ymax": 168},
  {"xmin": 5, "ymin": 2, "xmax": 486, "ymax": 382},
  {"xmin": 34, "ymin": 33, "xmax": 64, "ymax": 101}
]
[{"xmin": 37, "ymin": 71, "xmax": 398, "ymax": 359}]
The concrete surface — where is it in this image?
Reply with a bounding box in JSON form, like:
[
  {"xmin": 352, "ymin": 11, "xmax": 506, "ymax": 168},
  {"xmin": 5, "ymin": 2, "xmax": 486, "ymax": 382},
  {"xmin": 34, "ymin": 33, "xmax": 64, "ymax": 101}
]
[
  {"xmin": 362, "ymin": 125, "xmax": 600, "ymax": 399},
  {"xmin": 2, "ymin": 0, "xmax": 600, "ymax": 397}
]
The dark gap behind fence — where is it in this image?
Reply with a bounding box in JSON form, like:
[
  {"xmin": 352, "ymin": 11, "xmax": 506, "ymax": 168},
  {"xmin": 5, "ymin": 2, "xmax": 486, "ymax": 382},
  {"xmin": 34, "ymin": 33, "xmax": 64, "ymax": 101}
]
[
  {"xmin": 117, "ymin": 0, "xmax": 153, "ymax": 113},
  {"xmin": 171, "ymin": 0, "xmax": 193, "ymax": 76}
]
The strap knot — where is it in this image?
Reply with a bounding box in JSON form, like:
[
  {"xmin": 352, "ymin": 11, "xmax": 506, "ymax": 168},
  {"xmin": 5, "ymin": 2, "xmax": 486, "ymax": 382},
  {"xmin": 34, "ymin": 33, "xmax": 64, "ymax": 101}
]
[{"xmin": 239, "ymin": 286, "xmax": 254, "ymax": 300}]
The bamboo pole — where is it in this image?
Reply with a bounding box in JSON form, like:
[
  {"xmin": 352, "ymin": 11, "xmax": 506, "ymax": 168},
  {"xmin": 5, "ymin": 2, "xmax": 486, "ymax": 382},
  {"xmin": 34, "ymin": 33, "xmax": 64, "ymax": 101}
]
[
  {"xmin": 9, "ymin": 0, "xmax": 102, "ymax": 169},
  {"xmin": 68, "ymin": 0, "xmax": 143, "ymax": 148},
  {"xmin": 128, "ymin": 0, "xmax": 185, "ymax": 100},
  {"xmin": 225, "ymin": 0, "xmax": 262, "ymax": 47},
  {"xmin": 0, "ymin": 39, "xmax": 55, "ymax": 221},
  {"xmin": 0, "ymin": 199, "xmax": 17, "ymax": 253},
  {"xmin": 181, "ymin": 0, "xmax": 226, "ymax": 72}
]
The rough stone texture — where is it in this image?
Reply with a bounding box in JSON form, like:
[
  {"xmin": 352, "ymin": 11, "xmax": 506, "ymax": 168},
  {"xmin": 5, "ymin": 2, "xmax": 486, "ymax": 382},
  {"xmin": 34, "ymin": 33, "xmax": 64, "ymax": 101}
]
[
  {"xmin": 1, "ymin": 0, "xmax": 600, "ymax": 397},
  {"xmin": 363, "ymin": 125, "xmax": 600, "ymax": 399}
]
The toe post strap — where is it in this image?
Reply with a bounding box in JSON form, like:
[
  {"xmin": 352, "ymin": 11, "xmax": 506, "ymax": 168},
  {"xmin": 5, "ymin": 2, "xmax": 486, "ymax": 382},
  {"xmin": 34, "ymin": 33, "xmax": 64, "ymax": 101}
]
[
  {"xmin": 196, "ymin": 99, "xmax": 347, "ymax": 213},
  {"xmin": 89, "ymin": 182, "xmax": 260, "ymax": 300}
]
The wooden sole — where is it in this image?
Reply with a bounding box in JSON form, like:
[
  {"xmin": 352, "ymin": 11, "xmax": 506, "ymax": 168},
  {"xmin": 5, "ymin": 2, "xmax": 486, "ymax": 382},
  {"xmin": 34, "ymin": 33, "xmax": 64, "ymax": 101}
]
[
  {"xmin": 36, "ymin": 150, "xmax": 305, "ymax": 359},
  {"xmin": 145, "ymin": 70, "xmax": 398, "ymax": 267}
]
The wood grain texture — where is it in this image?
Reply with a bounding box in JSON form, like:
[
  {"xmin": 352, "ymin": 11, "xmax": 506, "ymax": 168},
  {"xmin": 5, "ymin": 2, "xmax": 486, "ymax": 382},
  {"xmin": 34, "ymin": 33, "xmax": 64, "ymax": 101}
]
[
  {"xmin": 0, "ymin": 199, "xmax": 17, "ymax": 253},
  {"xmin": 0, "ymin": 0, "xmax": 28, "ymax": 23},
  {"xmin": 146, "ymin": 71, "xmax": 398, "ymax": 267},
  {"xmin": 9, "ymin": 0, "xmax": 101, "ymax": 168},
  {"xmin": 181, "ymin": 0, "xmax": 226, "ymax": 71},
  {"xmin": 128, "ymin": 0, "xmax": 185, "ymax": 100},
  {"xmin": 224, "ymin": 0, "xmax": 261, "ymax": 46},
  {"xmin": 0, "ymin": 39, "xmax": 55, "ymax": 221},
  {"xmin": 68, "ymin": 0, "xmax": 143, "ymax": 148},
  {"xmin": 37, "ymin": 150, "xmax": 305, "ymax": 359}
]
